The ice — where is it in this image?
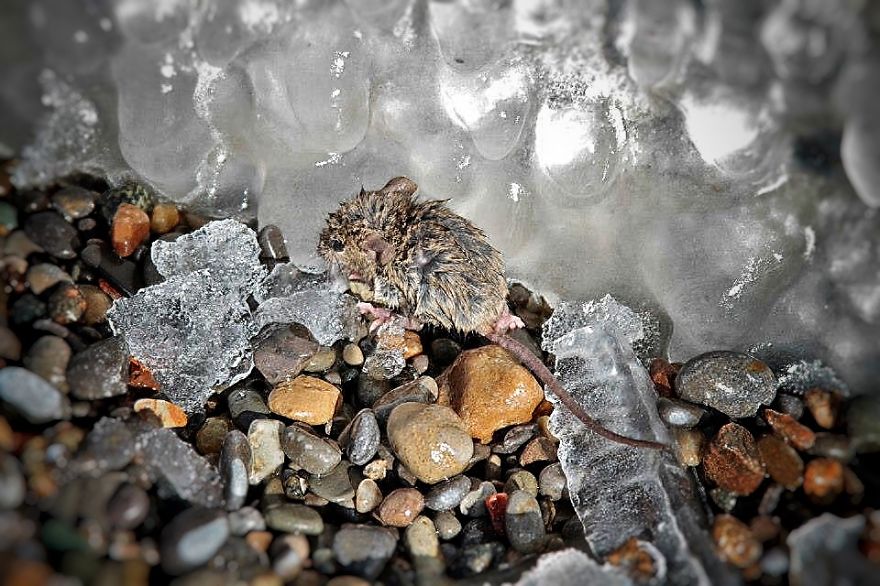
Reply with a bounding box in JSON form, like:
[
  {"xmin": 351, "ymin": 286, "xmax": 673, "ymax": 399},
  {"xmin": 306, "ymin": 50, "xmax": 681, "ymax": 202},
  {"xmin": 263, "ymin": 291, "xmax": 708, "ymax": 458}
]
[
  {"xmin": 787, "ymin": 513, "xmax": 876, "ymax": 586},
  {"xmin": 509, "ymin": 548, "xmax": 632, "ymax": 586},
  {"xmin": 542, "ymin": 296, "xmax": 738, "ymax": 585},
  {"xmin": 3, "ymin": 0, "xmax": 880, "ymax": 398}
]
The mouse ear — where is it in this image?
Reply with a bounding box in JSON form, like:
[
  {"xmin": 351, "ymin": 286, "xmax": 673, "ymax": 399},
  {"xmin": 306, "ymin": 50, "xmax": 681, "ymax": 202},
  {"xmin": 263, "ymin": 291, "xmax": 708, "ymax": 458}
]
[
  {"xmin": 363, "ymin": 233, "xmax": 396, "ymax": 266},
  {"xmin": 381, "ymin": 177, "xmax": 418, "ymax": 198}
]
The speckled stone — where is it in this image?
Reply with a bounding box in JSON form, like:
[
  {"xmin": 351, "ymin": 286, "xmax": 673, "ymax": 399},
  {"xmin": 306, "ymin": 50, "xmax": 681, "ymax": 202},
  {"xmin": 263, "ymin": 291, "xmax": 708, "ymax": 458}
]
[
  {"xmin": 676, "ymin": 351, "xmax": 777, "ymax": 418},
  {"xmin": 253, "ymin": 328, "xmax": 318, "ymax": 385},
  {"xmin": 387, "ymin": 403, "xmax": 474, "ymax": 485},
  {"xmin": 376, "ymin": 488, "xmax": 425, "ymax": 527},
  {"xmin": 67, "ymin": 337, "xmax": 129, "ymax": 400},
  {"xmin": 248, "ymin": 419, "xmax": 284, "ymax": 485},
  {"xmin": 281, "ymin": 425, "xmax": 341, "ymax": 476},
  {"xmin": 342, "ymin": 409, "xmax": 380, "ymax": 466},
  {"xmin": 425, "ymin": 475, "xmax": 471, "ymax": 511},
  {"xmin": 219, "ymin": 430, "xmax": 251, "ymax": 511},
  {"xmin": 703, "ymin": 423, "xmax": 766, "ymax": 496},
  {"xmin": 0, "ymin": 366, "xmax": 70, "ymax": 423},
  {"xmin": 505, "ymin": 490, "xmax": 545, "ymax": 553},
  {"xmin": 47, "ymin": 283, "xmax": 86, "ymax": 324},
  {"xmin": 264, "ymin": 503, "xmax": 324, "ymax": 535},
  {"xmin": 23, "ymin": 335, "xmax": 71, "ymax": 391},
  {"xmin": 268, "ymin": 376, "xmax": 341, "ymax": 425}
]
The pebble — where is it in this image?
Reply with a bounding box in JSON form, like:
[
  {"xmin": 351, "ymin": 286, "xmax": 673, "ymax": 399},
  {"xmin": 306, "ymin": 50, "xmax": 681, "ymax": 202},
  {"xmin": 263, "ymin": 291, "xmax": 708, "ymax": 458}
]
[
  {"xmin": 808, "ymin": 433, "xmax": 854, "ymax": 461},
  {"xmin": 112, "ymin": 203, "xmax": 150, "ymax": 258},
  {"xmin": 763, "ymin": 408, "xmax": 815, "ymax": 450},
  {"xmin": 520, "ymin": 436, "xmax": 558, "ymax": 466},
  {"xmin": 23, "ymin": 335, "xmax": 71, "ymax": 391},
  {"xmin": 196, "ymin": 417, "xmax": 233, "ymax": 456},
  {"xmin": 0, "ymin": 366, "xmax": 70, "ymax": 423},
  {"xmin": 657, "ymin": 398, "xmax": 706, "ymax": 428},
  {"xmin": 672, "ymin": 428, "xmax": 705, "ymax": 467},
  {"xmin": 712, "ymin": 514, "xmax": 761, "ymax": 568},
  {"xmin": 803, "ymin": 457, "xmax": 844, "ymax": 502},
  {"xmin": 281, "ymin": 469, "xmax": 309, "ymax": 500},
  {"xmin": 493, "ymin": 424, "xmax": 537, "ymax": 455},
  {"xmin": 257, "ymin": 224, "xmax": 288, "ymax": 260},
  {"xmin": 106, "ymin": 483, "xmax": 151, "ymax": 530},
  {"xmin": 804, "ymin": 388, "xmax": 839, "ymax": 429},
  {"xmin": 438, "ymin": 345, "xmax": 544, "ymax": 444},
  {"xmin": 281, "ymin": 425, "xmax": 342, "ymax": 476},
  {"xmin": 377, "ymin": 488, "xmax": 425, "ymax": 527},
  {"xmin": 268, "ymin": 376, "xmax": 341, "ymax": 425},
  {"xmin": 0, "ymin": 327, "xmax": 21, "ymax": 361},
  {"xmin": 80, "ymin": 242, "xmax": 142, "ymax": 295},
  {"xmin": 356, "ymin": 377, "xmax": 389, "ymax": 407},
  {"xmin": 304, "ymin": 347, "xmax": 336, "ymax": 373},
  {"xmin": 355, "ymin": 479, "xmax": 383, "ymax": 513},
  {"xmin": 757, "ymin": 435, "xmax": 804, "ymax": 490},
  {"xmin": 333, "ymin": 525, "xmax": 397, "ymax": 580},
  {"xmin": 150, "ymin": 203, "xmax": 180, "ymax": 234},
  {"xmin": 264, "ymin": 504, "xmax": 324, "ymax": 535},
  {"xmin": 412, "ymin": 354, "xmax": 429, "ymax": 374},
  {"xmin": 3, "ymin": 230, "xmax": 43, "ymax": 257},
  {"xmin": 425, "ymin": 475, "xmax": 471, "ymax": 511},
  {"xmin": 51, "ymin": 186, "xmax": 95, "ymax": 220},
  {"xmin": 774, "ymin": 394, "xmax": 805, "ymax": 419},
  {"xmin": 505, "ymin": 490, "xmax": 545, "ymax": 553},
  {"xmin": 271, "ymin": 534, "xmax": 310, "ymax": 580},
  {"xmin": 342, "ymin": 409, "xmax": 380, "ymax": 466},
  {"xmin": 606, "ymin": 538, "xmax": 661, "ymax": 583},
  {"xmin": 248, "ymin": 419, "xmax": 284, "ymax": 485},
  {"xmin": 372, "ymin": 376, "xmax": 438, "ymax": 422},
  {"xmin": 79, "ymin": 284, "xmax": 113, "ymax": 325},
  {"xmin": 134, "ymin": 399, "xmax": 188, "ymax": 428},
  {"xmin": 219, "ymin": 430, "xmax": 251, "ymax": 511},
  {"xmin": 26, "ymin": 263, "xmax": 72, "ymax": 294},
  {"xmin": 675, "ymin": 351, "xmax": 777, "ymax": 418},
  {"xmin": 387, "ymin": 403, "xmax": 474, "ymax": 484},
  {"xmin": 160, "ymin": 508, "xmax": 230, "ymax": 575},
  {"xmin": 460, "ymin": 481, "xmax": 496, "ymax": 517},
  {"xmin": 308, "ymin": 461, "xmax": 355, "ymax": 504},
  {"xmin": 101, "ymin": 183, "xmax": 154, "ymax": 221},
  {"xmin": 538, "ymin": 462, "xmax": 567, "ymax": 500},
  {"xmin": 342, "ymin": 344, "xmax": 364, "ymax": 366},
  {"xmin": 253, "ymin": 328, "xmax": 318, "ymax": 385},
  {"xmin": 228, "ymin": 506, "xmax": 266, "ymax": 536},
  {"xmin": 23, "ymin": 211, "xmax": 78, "ymax": 259},
  {"xmin": 405, "ymin": 515, "xmax": 440, "ymax": 558},
  {"xmin": 504, "ymin": 470, "xmax": 539, "ymax": 497},
  {"xmin": 703, "ymin": 423, "xmax": 766, "ymax": 496},
  {"xmin": 228, "ymin": 388, "xmax": 271, "ymax": 429},
  {"xmin": 403, "ymin": 331, "xmax": 423, "ymax": 359},
  {"xmin": 0, "ymin": 454, "xmax": 26, "ymax": 509},
  {"xmin": 434, "ymin": 510, "xmax": 462, "ymax": 540},
  {"xmin": 67, "ymin": 337, "xmax": 129, "ymax": 400},
  {"xmin": 11, "ymin": 294, "xmax": 46, "ymax": 325},
  {"xmin": 48, "ymin": 283, "xmax": 87, "ymax": 324},
  {"xmin": 847, "ymin": 395, "xmax": 880, "ymax": 453},
  {"xmin": 0, "ymin": 201, "xmax": 17, "ymax": 235}
]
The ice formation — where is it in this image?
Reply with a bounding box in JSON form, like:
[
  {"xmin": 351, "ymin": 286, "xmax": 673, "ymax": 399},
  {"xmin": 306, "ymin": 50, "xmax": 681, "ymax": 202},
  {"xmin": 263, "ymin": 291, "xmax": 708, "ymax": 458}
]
[
  {"xmin": 2, "ymin": 0, "xmax": 879, "ymax": 396},
  {"xmin": 542, "ymin": 296, "xmax": 737, "ymax": 585},
  {"xmin": 509, "ymin": 548, "xmax": 632, "ymax": 586}
]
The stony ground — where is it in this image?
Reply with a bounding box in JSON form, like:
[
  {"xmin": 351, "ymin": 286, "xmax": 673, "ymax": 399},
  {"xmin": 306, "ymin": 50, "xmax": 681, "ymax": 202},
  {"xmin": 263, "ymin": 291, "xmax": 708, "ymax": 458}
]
[{"xmin": 0, "ymin": 167, "xmax": 877, "ymax": 585}]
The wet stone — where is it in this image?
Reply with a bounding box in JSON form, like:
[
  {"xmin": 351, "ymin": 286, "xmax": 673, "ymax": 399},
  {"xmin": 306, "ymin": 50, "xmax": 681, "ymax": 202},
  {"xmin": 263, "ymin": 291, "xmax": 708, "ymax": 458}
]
[
  {"xmin": 281, "ymin": 425, "xmax": 342, "ymax": 476},
  {"xmin": 281, "ymin": 469, "xmax": 310, "ymax": 500},
  {"xmin": 47, "ymin": 284, "xmax": 87, "ymax": 324},
  {"xmin": 333, "ymin": 525, "xmax": 397, "ymax": 580},
  {"xmin": 505, "ymin": 490, "xmax": 545, "ymax": 554},
  {"xmin": 672, "ymin": 428, "xmax": 705, "ymax": 467},
  {"xmin": 160, "ymin": 508, "xmax": 230, "ymax": 575},
  {"xmin": 703, "ymin": 422, "xmax": 766, "ymax": 496},
  {"xmin": 150, "ymin": 203, "xmax": 180, "ymax": 235},
  {"xmin": 79, "ymin": 285, "xmax": 113, "ymax": 325},
  {"xmin": 140, "ymin": 428, "xmax": 224, "ymax": 509},
  {"xmin": 220, "ymin": 430, "xmax": 251, "ymax": 511},
  {"xmin": 460, "ymin": 481, "xmax": 496, "ymax": 517},
  {"xmin": 764, "ymin": 408, "xmax": 815, "ymax": 451},
  {"xmin": 342, "ymin": 344, "xmax": 364, "ymax": 367},
  {"xmin": 493, "ymin": 424, "xmax": 537, "ymax": 455},
  {"xmin": 712, "ymin": 514, "xmax": 761, "ymax": 569},
  {"xmin": 268, "ymin": 376, "xmax": 341, "ymax": 426},
  {"xmin": 0, "ymin": 366, "xmax": 70, "ymax": 423},
  {"xmin": 657, "ymin": 397, "xmax": 706, "ymax": 428},
  {"xmin": 343, "ymin": 409, "xmax": 380, "ymax": 466},
  {"xmin": 676, "ymin": 351, "xmax": 777, "ymax": 418},
  {"xmin": 248, "ymin": 419, "xmax": 284, "ymax": 485},
  {"xmin": 355, "ymin": 479, "xmax": 382, "ymax": 514},
  {"xmin": 24, "ymin": 211, "xmax": 78, "ymax": 259},
  {"xmin": 387, "ymin": 403, "xmax": 473, "ymax": 485},
  {"xmin": 67, "ymin": 337, "xmax": 129, "ymax": 400},
  {"xmin": 134, "ymin": 399, "xmax": 188, "ymax": 428},
  {"xmin": 434, "ymin": 511, "xmax": 462, "ymax": 540},
  {"xmin": 264, "ymin": 504, "xmax": 324, "ymax": 535},
  {"xmin": 228, "ymin": 506, "xmax": 266, "ymax": 536},
  {"xmin": 258, "ymin": 224, "xmax": 289, "ymax": 261},
  {"xmin": 308, "ymin": 462, "xmax": 354, "ymax": 504},
  {"xmin": 228, "ymin": 388, "xmax": 271, "ymax": 430},
  {"xmin": 377, "ymin": 488, "xmax": 425, "ymax": 527},
  {"xmin": 101, "ymin": 183, "xmax": 154, "ymax": 221},
  {"xmin": 254, "ymin": 328, "xmax": 318, "ymax": 385},
  {"xmin": 757, "ymin": 435, "xmax": 804, "ymax": 490},
  {"xmin": 538, "ymin": 462, "xmax": 567, "ymax": 501},
  {"xmin": 0, "ymin": 327, "xmax": 21, "ymax": 361},
  {"xmin": 373, "ymin": 376, "xmax": 438, "ymax": 423},
  {"xmin": 425, "ymin": 475, "xmax": 471, "ymax": 511},
  {"xmin": 505, "ymin": 470, "xmax": 539, "ymax": 497},
  {"xmin": 26, "ymin": 263, "xmax": 72, "ymax": 294},
  {"xmin": 51, "ymin": 186, "xmax": 95, "ymax": 221},
  {"xmin": 106, "ymin": 484, "xmax": 150, "ymax": 530},
  {"xmin": 24, "ymin": 335, "xmax": 71, "ymax": 391}
]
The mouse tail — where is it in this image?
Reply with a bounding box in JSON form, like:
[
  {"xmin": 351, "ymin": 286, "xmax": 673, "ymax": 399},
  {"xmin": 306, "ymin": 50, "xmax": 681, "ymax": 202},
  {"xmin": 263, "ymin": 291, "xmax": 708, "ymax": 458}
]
[{"xmin": 484, "ymin": 332, "xmax": 668, "ymax": 451}]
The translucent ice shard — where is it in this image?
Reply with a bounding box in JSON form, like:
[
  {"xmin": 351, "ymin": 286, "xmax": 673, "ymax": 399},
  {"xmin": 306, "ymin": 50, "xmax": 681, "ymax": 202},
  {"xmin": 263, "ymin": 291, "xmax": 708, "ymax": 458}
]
[
  {"xmin": 510, "ymin": 548, "xmax": 632, "ymax": 586},
  {"xmin": 787, "ymin": 513, "xmax": 875, "ymax": 586},
  {"xmin": 542, "ymin": 295, "xmax": 737, "ymax": 586}
]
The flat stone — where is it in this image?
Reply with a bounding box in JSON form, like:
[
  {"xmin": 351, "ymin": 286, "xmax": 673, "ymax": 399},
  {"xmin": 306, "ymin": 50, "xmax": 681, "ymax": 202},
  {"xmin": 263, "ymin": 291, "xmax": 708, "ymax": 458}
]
[
  {"xmin": 248, "ymin": 419, "xmax": 284, "ymax": 485},
  {"xmin": 504, "ymin": 470, "xmax": 538, "ymax": 497},
  {"xmin": 160, "ymin": 508, "xmax": 230, "ymax": 575},
  {"xmin": 23, "ymin": 211, "xmax": 78, "ymax": 259},
  {"xmin": 281, "ymin": 425, "xmax": 341, "ymax": 476},
  {"xmin": 405, "ymin": 516, "xmax": 440, "ymax": 558},
  {"xmin": 196, "ymin": 417, "xmax": 233, "ymax": 456},
  {"xmin": 703, "ymin": 423, "xmax": 766, "ymax": 496},
  {"xmin": 434, "ymin": 510, "xmax": 462, "ymax": 540},
  {"xmin": 67, "ymin": 337, "xmax": 129, "ymax": 400},
  {"xmin": 425, "ymin": 475, "xmax": 471, "ymax": 511},
  {"xmin": 268, "ymin": 376, "xmax": 341, "ymax": 425},
  {"xmin": 387, "ymin": 403, "xmax": 474, "ymax": 485},
  {"xmin": 0, "ymin": 366, "xmax": 70, "ymax": 423},
  {"xmin": 493, "ymin": 424, "xmax": 537, "ymax": 455},
  {"xmin": 355, "ymin": 478, "xmax": 382, "ymax": 513},
  {"xmin": 264, "ymin": 503, "xmax": 324, "ymax": 535},
  {"xmin": 106, "ymin": 483, "xmax": 150, "ymax": 530},
  {"xmin": 376, "ymin": 488, "xmax": 424, "ymax": 527},
  {"xmin": 373, "ymin": 376, "xmax": 438, "ymax": 423},
  {"xmin": 253, "ymin": 328, "xmax": 318, "ymax": 385},
  {"xmin": 271, "ymin": 534, "xmax": 310, "ymax": 580},
  {"xmin": 26, "ymin": 263, "xmax": 72, "ymax": 294},
  {"xmin": 538, "ymin": 462, "xmax": 567, "ymax": 500},
  {"xmin": 342, "ymin": 344, "xmax": 364, "ymax": 366},
  {"xmin": 308, "ymin": 461, "xmax": 354, "ymax": 503},
  {"xmin": 519, "ymin": 436, "xmax": 558, "ymax": 466},
  {"xmin": 0, "ymin": 327, "xmax": 21, "ymax": 361},
  {"xmin": 342, "ymin": 409, "xmax": 380, "ymax": 466},
  {"xmin": 505, "ymin": 490, "xmax": 545, "ymax": 553},
  {"xmin": 333, "ymin": 525, "xmax": 397, "ymax": 580},
  {"xmin": 676, "ymin": 351, "xmax": 777, "ymax": 418},
  {"xmin": 303, "ymin": 347, "xmax": 336, "ymax": 373},
  {"xmin": 23, "ymin": 335, "xmax": 71, "ymax": 391},
  {"xmin": 764, "ymin": 408, "xmax": 815, "ymax": 451},
  {"xmin": 219, "ymin": 430, "xmax": 251, "ymax": 511},
  {"xmin": 134, "ymin": 399, "xmax": 188, "ymax": 428}
]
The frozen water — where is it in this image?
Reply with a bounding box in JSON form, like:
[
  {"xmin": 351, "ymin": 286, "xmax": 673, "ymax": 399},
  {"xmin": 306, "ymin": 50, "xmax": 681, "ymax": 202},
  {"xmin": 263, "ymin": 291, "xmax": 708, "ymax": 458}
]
[
  {"xmin": 2, "ymin": 0, "xmax": 880, "ymax": 396},
  {"xmin": 509, "ymin": 548, "xmax": 632, "ymax": 586},
  {"xmin": 787, "ymin": 513, "xmax": 875, "ymax": 586},
  {"xmin": 542, "ymin": 296, "xmax": 738, "ymax": 585}
]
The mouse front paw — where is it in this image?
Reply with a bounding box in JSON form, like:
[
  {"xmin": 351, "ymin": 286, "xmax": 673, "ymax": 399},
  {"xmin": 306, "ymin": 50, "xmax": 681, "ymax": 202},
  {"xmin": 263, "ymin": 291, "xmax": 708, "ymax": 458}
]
[{"xmin": 492, "ymin": 310, "xmax": 525, "ymax": 335}]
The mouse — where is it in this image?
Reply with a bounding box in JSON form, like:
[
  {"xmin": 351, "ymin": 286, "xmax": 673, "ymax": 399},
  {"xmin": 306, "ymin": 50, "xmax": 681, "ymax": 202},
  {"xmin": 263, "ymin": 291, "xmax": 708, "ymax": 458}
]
[{"xmin": 318, "ymin": 176, "xmax": 666, "ymax": 450}]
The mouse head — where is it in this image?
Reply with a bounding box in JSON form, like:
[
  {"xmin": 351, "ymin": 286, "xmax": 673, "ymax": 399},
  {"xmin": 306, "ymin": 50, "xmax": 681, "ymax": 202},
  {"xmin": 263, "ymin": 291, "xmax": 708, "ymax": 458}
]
[{"xmin": 319, "ymin": 177, "xmax": 419, "ymax": 287}]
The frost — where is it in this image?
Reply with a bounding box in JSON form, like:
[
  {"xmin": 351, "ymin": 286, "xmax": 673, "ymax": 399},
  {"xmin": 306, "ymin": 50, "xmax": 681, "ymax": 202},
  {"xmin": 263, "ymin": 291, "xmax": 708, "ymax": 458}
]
[
  {"xmin": 787, "ymin": 514, "xmax": 875, "ymax": 586},
  {"xmin": 542, "ymin": 296, "xmax": 738, "ymax": 585},
  {"xmin": 509, "ymin": 548, "xmax": 632, "ymax": 586}
]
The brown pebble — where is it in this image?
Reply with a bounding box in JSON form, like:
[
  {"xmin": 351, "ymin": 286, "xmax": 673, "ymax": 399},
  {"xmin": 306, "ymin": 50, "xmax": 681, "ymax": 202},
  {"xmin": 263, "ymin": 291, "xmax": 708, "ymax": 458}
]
[
  {"xmin": 749, "ymin": 515, "xmax": 780, "ymax": 543},
  {"xmin": 268, "ymin": 376, "xmax": 341, "ymax": 425},
  {"xmin": 804, "ymin": 388, "xmax": 840, "ymax": 429},
  {"xmin": 438, "ymin": 345, "xmax": 544, "ymax": 444},
  {"xmin": 403, "ymin": 331, "xmax": 423, "ymax": 360},
  {"xmin": 79, "ymin": 284, "xmax": 113, "ymax": 325},
  {"xmin": 672, "ymin": 428, "xmax": 705, "ymax": 467},
  {"xmin": 519, "ymin": 436, "xmax": 558, "ymax": 467},
  {"xmin": 757, "ymin": 435, "xmax": 803, "ymax": 490},
  {"xmin": 48, "ymin": 283, "xmax": 87, "ymax": 324},
  {"xmin": 129, "ymin": 358, "xmax": 161, "ymax": 390},
  {"xmin": 150, "ymin": 203, "xmax": 180, "ymax": 234},
  {"xmin": 606, "ymin": 537, "xmax": 659, "ymax": 583},
  {"xmin": 246, "ymin": 531, "xmax": 274, "ymax": 553},
  {"xmin": 0, "ymin": 416, "xmax": 14, "ymax": 451},
  {"xmin": 703, "ymin": 423, "xmax": 765, "ymax": 496},
  {"xmin": 387, "ymin": 403, "xmax": 473, "ymax": 484},
  {"xmin": 649, "ymin": 358, "xmax": 679, "ymax": 397},
  {"xmin": 112, "ymin": 203, "xmax": 150, "ymax": 258},
  {"xmin": 376, "ymin": 488, "xmax": 425, "ymax": 527},
  {"xmin": 712, "ymin": 514, "xmax": 762, "ymax": 568},
  {"xmin": 196, "ymin": 417, "xmax": 233, "ymax": 456},
  {"xmin": 763, "ymin": 408, "xmax": 815, "ymax": 451},
  {"xmin": 134, "ymin": 399, "xmax": 188, "ymax": 428},
  {"xmin": 803, "ymin": 457, "xmax": 844, "ymax": 502}
]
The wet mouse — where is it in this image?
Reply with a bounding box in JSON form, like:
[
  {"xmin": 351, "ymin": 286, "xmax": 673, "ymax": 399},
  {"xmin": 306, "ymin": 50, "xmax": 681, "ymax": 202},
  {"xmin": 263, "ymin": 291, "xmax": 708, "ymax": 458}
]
[{"xmin": 319, "ymin": 177, "xmax": 666, "ymax": 450}]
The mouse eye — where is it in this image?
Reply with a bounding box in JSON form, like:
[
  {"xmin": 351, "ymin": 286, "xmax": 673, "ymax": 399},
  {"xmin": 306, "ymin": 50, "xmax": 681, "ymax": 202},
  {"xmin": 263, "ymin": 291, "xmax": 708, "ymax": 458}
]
[{"xmin": 330, "ymin": 238, "xmax": 345, "ymax": 252}]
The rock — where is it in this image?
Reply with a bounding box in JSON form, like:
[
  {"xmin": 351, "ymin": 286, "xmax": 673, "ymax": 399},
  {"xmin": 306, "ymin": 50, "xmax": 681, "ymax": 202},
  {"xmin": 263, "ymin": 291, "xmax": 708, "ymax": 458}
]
[
  {"xmin": 387, "ymin": 403, "xmax": 474, "ymax": 484},
  {"xmin": 355, "ymin": 479, "xmax": 383, "ymax": 513},
  {"xmin": 672, "ymin": 428, "xmax": 705, "ymax": 467},
  {"xmin": 257, "ymin": 225, "xmax": 289, "ymax": 261},
  {"xmin": 493, "ymin": 424, "xmax": 537, "ymax": 454},
  {"xmin": 80, "ymin": 242, "xmax": 142, "ymax": 295},
  {"xmin": 403, "ymin": 331, "xmax": 423, "ymax": 359},
  {"xmin": 505, "ymin": 490, "xmax": 545, "ymax": 553},
  {"xmin": 757, "ymin": 435, "xmax": 804, "ymax": 490},
  {"xmin": 0, "ymin": 366, "xmax": 70, "ymax": 423},
  {"xmin": 263, "ymin": 504, "xmax": 324, "ymax": 535},
  {"xmin": 438, "ymin": 345, "xmax": 544, "ymax": 443},
  {"xmin": 160, "ymin": 508, "xmax": 230, "ymax": 575},
  {"xmin": 254, "ymin": 328, "xmax": 318, "ymax": 385},
  {"xmin": 0, "ymin": 454, "xmax": 26, "ymax": 509},
  {"xmin": 23, "ymin": 335, "xmax": 71, "ymax": 391},
  {"xmin": 140, "ymin": 428, "xmax": 225, "ymax": 508},
  {"xmin": 362, "ymin": 324, "xmax": 406, "ymax": 380},
  {"xmin": 333, "ymin": 525, "xmax": 397, "ymax": 580},
  {"xmin": 150, "ymin": 203, "xmax": 180, "ymax": 234},
  {"xmin": 376, "ymin": 488, "xmax": 425, "ymax": 527},
  {"xmin": 228, "ymin": 388, "xmax": 270, "ymax": 429},
  {"xmin": 847, "ymin": 396, "xmax": 880, "ymax": 453},
  {"xmin": 47, "ymin": 283, "xmax": 86, "ymax": 324},
  {"xmin": 51, "ymin": 186, "xmax": 95, "ymax": 221},
  {"xmin": 111, "ymin": 203, "xmax": 150, "ymax": 258},
  {"xmin": 412, "ymin": 354, "xmax": 429, "ymax": 374},
  {"xmin": 281, "ymin": 425, "xmax": 342, "ymax": 476},
  {"xmin": 405, "ymin": 516, "xmax": 440, "ymax": 558},
  {"xmin": 804, "ymin": 388, "xmax": 840, "ymax": 429},
  {"xmin": 504, "ymin": 470, "xmax": 539, "ymax": 497},
  {"xmin": 712, "ymin": 514, "xmax": 761, "ymax": 568},
  {"xmin": 10, "ymin": 294, "xmax": 46, "ymax": 325},
  {"xmin": 606, "ymin": 538, "xmax": 662, "ymax": 583},
  {"xmin": 434, "ymin": 511, "xmax": 462, "ymax": 540},
  {"xmin": 703, "ymin": 423, "xmax": 766, "ymax": 496},
  {"xmin": 67, "ymin": 337, "xmax": 129, "ymax": 400},
  {"xmin": 304, "ymin": 347, "xmax": 336, "ymax": 373},
  {"xmin": 79, "ymin": 285, "xmax": 113, "ymax": 325},
  {"xmin": 460, "ymin": 481, "xmax": 496, "ymax": 517},
  {"xmin": 23, "ymin": 211, "xmax": 78, "ymax": 259},
  {"xmin": 519, "ymin": 437, "xmax": 558, "ymax": 466},
  {"xmin": 342, "ymin": 409, "xmax": 380, "ymax": 466},
  {"xmin": 26, "ymin": 263, "xmax": 72, "ymax": 294},
  {"xmin": 675, "ymin": 351, "xmax": 777, "ymax": 418},
  {"xmin": 248, "ymin": 419, "xmax": 284, "ymax": 485},
  {"xmin": 657, "ymin": 398, "xmax": 706, "ymax": 428},
  {"xmin": 425, "ymin": 475, "xmax": 471, "ymax": 511},
  {"xmin": 308, "ymin": 461, "xmax": 354, "ymax": 504},
  {"xmin": 763, "ymin": 408, "xmax": 815, "ymax": 450},
  {"xmin": 219, "ymin": 430, "xmax": 251, "ymax": 511},
  {"xmin": 106, "ymin": 484, "xmax": 150, "ymax": 530},
  {"xmin": 228, "ymin": 506, "xmax": 266, "ymax": 536},
  {"xmin": 803, "ymin": 458, "xmax": 844, "ymax": 503},
  {"xmin": 538, "ymin": 463, "xmax": 567, "ymax": 500},
  {"xmin": 268, "ymin": 376, "xmax": 341, "ymax": 425},
  {"xmin": 196, "ymin": 417, "xmax": 233, "ymax": 456},
  {"xmin": 372, "ymin": 376, "xmax": 438, "ymax": 423},
  {"xmin": 281, "ymin": 469, "xmax": 309, "ymax": 500},
  {"xmin": 133, "ymin": 399, "xmax": 188, "ymax": 428},
  {"xmin": 342, "ymin": 344, "xmax": 364, "ymax": 366},
  {"xmin": 0, "ymin": 327, "xmax": 21, "ymax": 361},
  {"xmin": 271, "ymin": 534, "xmax": 310, "ymax": 580}
]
